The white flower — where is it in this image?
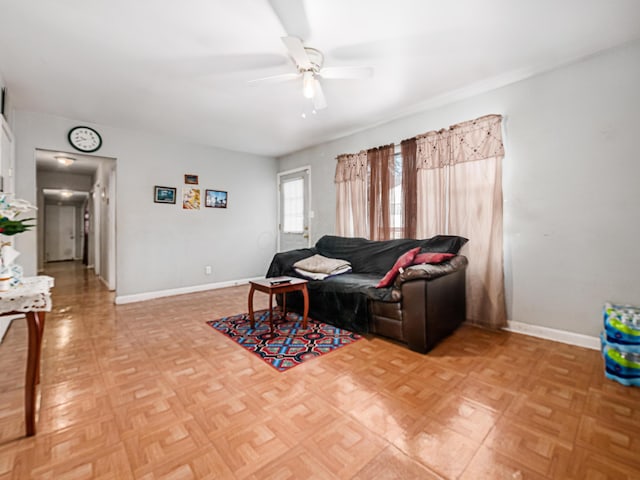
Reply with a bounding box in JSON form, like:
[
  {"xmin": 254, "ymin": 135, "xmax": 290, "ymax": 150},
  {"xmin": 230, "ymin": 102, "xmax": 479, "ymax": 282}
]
[{"xmin": 0, "ymin": 195, "xmax": 36, "ymax": 220}]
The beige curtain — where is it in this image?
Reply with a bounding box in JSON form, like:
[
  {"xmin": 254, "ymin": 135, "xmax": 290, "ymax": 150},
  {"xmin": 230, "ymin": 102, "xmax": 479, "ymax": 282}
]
[
  {"xmin": 335, "ymin": 151, "xmax": 368, "ymax": 237},
  {"xmin": 368, "ymin": 144, "xmax": 394, "ymax": 240},
  {"xmin": 416, "ymin": 114, "xmax": 506, "ymax": 329},
  {"xmin": 416, "ymin": 130, "xmax": 447, "ymax": 237}
]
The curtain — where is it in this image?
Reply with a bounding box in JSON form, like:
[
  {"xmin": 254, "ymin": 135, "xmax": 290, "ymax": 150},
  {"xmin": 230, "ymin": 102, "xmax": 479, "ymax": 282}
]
[
  {"xmin": 401, "ymin": 138, "xmax": 418, "ymax": 239},
  {"xmin": 368, "ymin": 144, "xmax": 394, "ymax": 240},
  {"xmin": 416, "ymin": 114, "xmax": 506, "ymax": 329},
  {"xmin": 335, "ymin": 151, "xmax": 368, "ymax": 237},
  {"xmin": 415, "ymin": 130, "xmax": 447, "ymax": 237}
]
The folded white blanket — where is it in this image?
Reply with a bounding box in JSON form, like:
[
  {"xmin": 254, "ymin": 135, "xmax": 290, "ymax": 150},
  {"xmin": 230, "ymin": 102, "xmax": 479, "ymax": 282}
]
[
  {"xmin": 293, "ymin": 254, "xmax": 351, "ymax": 274},
  {"xmin": 294, "ymin": 264, "xmax": 352, "ymax": 280},
  {"xmin": 293, "ymin": 254, "xmax": 352, "ymax": 280}
]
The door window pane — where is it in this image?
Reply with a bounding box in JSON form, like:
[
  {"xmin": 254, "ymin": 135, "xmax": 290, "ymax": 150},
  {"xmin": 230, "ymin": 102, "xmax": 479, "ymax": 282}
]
[{"xmin": 282, "ymin": 178, "xmax": 304, "ymax": 233}]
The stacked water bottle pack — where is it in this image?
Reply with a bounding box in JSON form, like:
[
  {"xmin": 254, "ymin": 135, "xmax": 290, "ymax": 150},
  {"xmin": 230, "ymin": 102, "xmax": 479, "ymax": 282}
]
[{"xmin": 600, "ymin": 302, "xmax": 640, "ymax": 386}]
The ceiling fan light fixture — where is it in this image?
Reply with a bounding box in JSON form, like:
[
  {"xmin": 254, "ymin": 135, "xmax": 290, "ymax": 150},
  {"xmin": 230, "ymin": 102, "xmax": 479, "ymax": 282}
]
[
  {"xmin": 55, "ymin": 155, "xmax": 76, "ymax": 167},
  {"xmin": 302, "ymin": 71, "xmax": 315, "ymax": 98}
]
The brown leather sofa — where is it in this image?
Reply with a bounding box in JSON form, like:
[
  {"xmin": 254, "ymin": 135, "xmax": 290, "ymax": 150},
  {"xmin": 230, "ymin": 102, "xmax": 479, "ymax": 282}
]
[{"xmin": 266, "ymin": 235, "xmax": 468, "ymax": 353}]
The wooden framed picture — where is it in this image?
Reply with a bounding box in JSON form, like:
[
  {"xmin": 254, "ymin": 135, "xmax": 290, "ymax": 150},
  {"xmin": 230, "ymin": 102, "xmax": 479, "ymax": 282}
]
[
  {"xmin": 205, "ymin": 189, "xmax": 228, "ymax": 208},
  {"xmin": 154, "ymin": 186, "xmax": 176, "ymax": 204},
  {"xmin": 183, "ymin": 187, "xmax": 201, "ymax": 209},
  {"xmin": 0, "ymin": 87, "xmax": 6, "ymax": 120},
  {"xmin": 184, "ymin": 174, "xmax": 199, "ymax": 185}
]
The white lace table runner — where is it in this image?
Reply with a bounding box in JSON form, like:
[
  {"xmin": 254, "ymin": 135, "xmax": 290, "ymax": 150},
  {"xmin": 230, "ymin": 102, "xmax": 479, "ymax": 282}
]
[{"xmin": 0, "ymin": 276, "xmax": 54, "ymax": 314}]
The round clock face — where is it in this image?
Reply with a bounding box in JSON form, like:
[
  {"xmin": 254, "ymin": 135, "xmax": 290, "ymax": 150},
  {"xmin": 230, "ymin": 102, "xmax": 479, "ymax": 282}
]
[{"xmin": 68, "ymin": 126, "xmax": 102, "ymax": 153}]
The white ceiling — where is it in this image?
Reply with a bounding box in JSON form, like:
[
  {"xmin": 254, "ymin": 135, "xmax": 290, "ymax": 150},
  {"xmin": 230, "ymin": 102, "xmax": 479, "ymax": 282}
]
[{"xmin": 1, "ymin": 1, "xmax": 639, "ymax": 157}]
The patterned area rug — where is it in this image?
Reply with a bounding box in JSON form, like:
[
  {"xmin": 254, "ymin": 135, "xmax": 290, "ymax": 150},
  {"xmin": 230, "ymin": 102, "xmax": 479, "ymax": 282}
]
[{"xmin": 206, "ymin": 309, "xmax": 362, "ymax": 372}]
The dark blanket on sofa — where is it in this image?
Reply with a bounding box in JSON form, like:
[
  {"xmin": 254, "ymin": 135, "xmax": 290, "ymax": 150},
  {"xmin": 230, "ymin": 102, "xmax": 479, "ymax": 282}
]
[{"xmin": 266, "ymin": 235, "xmax": 468, "ymax": 333}]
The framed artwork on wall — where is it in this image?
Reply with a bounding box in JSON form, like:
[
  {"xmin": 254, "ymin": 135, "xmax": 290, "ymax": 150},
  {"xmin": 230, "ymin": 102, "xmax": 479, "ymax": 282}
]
[
  {"xmin": 184, "ymin": 174, "xmax": 199, "ymax": 185},
  {"xmin": 0, "ymin": 87, "xmax": 6, "ymax": 120},
  {"xmin": 154, "ymin": 186, "xmax": 176, "ymax": 204},
  {"xmin": 205, "ymin": 189, "xmax": 227, "ymax": 208},
  {"xmin": 183, "ymin": 187, "xmax": 201, "ymax": 209}
]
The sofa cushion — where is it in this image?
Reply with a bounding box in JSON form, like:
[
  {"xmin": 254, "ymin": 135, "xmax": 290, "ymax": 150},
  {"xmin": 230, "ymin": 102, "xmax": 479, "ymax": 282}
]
[
  {"xmin": 413, "ymin": 252, "xmax": 455, "ymax": 265},
  {"xmin": 419, "ymin": 235, "xmax": 468, "ymax": 254},
  {"xmin": 395, "ymin": 255, "xmax": 469, "ymax": 287},
  {"xmin": 376, "ymin": 247, "xmax": 421, "ymax": 288}
]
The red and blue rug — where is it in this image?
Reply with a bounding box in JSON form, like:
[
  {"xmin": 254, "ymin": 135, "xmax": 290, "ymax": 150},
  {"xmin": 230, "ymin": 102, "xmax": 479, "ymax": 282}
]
[{"xmin": 206, "ymin": 309, "xmax": 362, "ymax": 372}]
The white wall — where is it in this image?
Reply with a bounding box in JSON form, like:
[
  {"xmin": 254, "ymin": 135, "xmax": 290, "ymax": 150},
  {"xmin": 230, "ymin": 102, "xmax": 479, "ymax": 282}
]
[
  {"xmin": 278, "ymin": 40, "xmax": 640, "ymax": 338},
  {"xmin": 14, "ymin": 112, "xmax": 278, "ymax": 297}
]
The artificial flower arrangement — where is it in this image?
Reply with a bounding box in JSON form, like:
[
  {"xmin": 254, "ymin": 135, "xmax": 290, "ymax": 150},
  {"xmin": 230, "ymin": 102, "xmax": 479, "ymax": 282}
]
[
  {"xmin": 0, "ymin": 195, "xmax": 36, "ymax": 290},
  {"xmin": 0, "ymin": 195, "xmax": 36, "ymax": 235}
]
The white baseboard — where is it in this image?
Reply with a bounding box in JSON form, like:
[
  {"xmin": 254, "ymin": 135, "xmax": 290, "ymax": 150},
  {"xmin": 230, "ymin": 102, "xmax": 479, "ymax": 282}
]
[
  {"xmin": 504, "ymin": 320, "xmax": 600, "ymax": 350},
  {"xmin": 99, "ymin": 276, "xmax": 111, "ymax": 290},
  {"xmin": 114, "ymin": 276, "xmax": 263, "ymax": 305}
]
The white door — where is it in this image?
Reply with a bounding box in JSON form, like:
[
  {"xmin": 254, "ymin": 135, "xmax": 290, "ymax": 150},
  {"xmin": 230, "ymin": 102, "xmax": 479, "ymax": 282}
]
[
  {"xmin": 45, "ymin": 204, "xmax": 76, "ymax": 261},
  {"xmin": 278, "ymin": 168, "xmax": 310, "ymax": 252}
]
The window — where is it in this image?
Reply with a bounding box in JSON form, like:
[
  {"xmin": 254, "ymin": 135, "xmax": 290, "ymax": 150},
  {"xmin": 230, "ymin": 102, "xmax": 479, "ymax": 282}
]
[
  {"xmin": 282, "ymin": 177, "xmax": 304, "ymax": 233},
  {"xmin": 390, "ymin": 148, "xmax": 403, "ymax": 238}
]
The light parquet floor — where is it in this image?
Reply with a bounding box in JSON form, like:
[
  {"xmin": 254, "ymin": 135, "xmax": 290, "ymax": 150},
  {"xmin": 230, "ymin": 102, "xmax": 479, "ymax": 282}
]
[{"xmin": 1, "ymin": 261, "xmax": 639, "ymax": 479}]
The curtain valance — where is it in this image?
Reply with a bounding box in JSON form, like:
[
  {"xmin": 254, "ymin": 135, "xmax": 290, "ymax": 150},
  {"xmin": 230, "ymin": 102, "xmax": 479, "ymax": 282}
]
[
  {"xmin": 334, "ymin": 151, "xmax": 368, "ymax": 183},
  {"xmin": 416, "ymin": 114, "xmax": 504, "ymax": 169}
]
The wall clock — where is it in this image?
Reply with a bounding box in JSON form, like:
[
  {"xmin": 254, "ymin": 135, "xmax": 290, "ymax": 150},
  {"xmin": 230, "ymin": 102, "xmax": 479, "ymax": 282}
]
[{"xmin": 68, "ymin": 126, "xmax": 102, "ymax": 153}]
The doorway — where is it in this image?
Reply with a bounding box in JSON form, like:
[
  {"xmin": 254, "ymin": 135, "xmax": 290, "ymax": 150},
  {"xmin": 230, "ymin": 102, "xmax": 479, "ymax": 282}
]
[
  {"xmin": 277, "ymin": 166, "xmax": 311, "ymax": 252},
  {"xmin": 36, "ymin": 149, "xmax": 117, "ymax": 291}
]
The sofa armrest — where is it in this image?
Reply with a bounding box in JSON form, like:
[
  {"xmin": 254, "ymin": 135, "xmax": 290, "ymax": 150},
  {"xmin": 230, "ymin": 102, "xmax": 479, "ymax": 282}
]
[
  {"xmin": 401, "ymin": 262, "xmax": 467, "ymax": 353},
  {"xmin": 394, "ymin": 255, "xmax": 468, "ymax": 287},
  {"xmin": 266, "ymin": 247, "xmax": 317, "ymax": 278}
]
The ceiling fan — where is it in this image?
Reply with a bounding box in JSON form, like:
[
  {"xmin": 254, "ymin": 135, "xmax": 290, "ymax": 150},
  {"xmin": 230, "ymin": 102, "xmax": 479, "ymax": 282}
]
[{"xmin": 249, "ymin": 37, "xmax": 373, "ymax": 110}]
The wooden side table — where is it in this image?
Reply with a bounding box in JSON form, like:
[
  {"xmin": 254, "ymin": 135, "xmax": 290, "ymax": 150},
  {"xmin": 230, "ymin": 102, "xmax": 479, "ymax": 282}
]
[
  {"xmin": 248, "ymin": 277, "xmax": 309, "ymax": 333},
  {"xmin": 0, "ymin": 276, "xmax": 54, "ymax": 436}
]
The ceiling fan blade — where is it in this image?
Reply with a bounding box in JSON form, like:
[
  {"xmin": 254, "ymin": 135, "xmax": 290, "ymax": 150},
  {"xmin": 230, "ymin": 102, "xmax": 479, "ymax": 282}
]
[
  {"xmin": 247, "ymin": 72, "xmax": 299, "ymax": 85},
  {"xmin": 319, "ymin": 66, "xmax": 374, "ymax": 80},
  {"xmin": 281, "ymin": 36, "xmax": 312, "ymax": 70},
  {"xmin": 267, "ymin": 0, "xmax": 311, "ymax": 40},
  {"xmin": 312, "ymin": 79, "xmax": 327, "ymax": 110}
]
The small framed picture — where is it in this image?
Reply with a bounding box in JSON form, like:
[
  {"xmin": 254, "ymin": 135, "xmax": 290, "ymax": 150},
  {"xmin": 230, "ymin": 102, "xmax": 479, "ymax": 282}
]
[
  {"xmin": 154, "ymin": 186, "xmax": 176, "ymax": 204},
  {"xmin": 183, "ymin": 187, "xmax": 201, "ymax": 209},
  {"xmin": 184, "ymin": 174, "xmax": 199, "ymax": 185},
  {"xmin": 205, "ymin": 189, "xmax": 228, "ymax": 208},
  {"xmin": 0, "ymin": 87, "xmax": 6, "ymax": 120}
]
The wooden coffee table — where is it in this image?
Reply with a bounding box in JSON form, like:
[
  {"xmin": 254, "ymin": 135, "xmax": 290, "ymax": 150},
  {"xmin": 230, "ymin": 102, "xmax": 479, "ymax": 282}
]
[{"xmin": 248, "ymin": 277, "xmax": 309, "ymax": 333}]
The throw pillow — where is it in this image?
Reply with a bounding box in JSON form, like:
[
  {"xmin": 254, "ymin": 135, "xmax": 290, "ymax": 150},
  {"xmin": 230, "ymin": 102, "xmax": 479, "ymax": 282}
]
[
  {"xmin": 413, "ymin": 252, "xmax": 455, "ymax": 265},
  {"xmin": 376, "ymin": 247, "xmax": 421, "ymax": 288}
]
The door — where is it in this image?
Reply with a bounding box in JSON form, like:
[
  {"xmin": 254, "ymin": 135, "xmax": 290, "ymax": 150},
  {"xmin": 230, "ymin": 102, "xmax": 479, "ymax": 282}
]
[
  {"xmin": 278, "ymin": 168, "xmax": 310, "ymax": 252},
  {"xmin": 45, "ymin": 204, "xmax": 76, "ymax": 261}
]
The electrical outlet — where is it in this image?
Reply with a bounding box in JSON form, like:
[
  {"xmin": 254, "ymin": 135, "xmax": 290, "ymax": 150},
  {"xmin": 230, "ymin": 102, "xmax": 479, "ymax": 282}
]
[{"xmin": 205, "ymin": 265, "xmax": 212, "ymax": 275}]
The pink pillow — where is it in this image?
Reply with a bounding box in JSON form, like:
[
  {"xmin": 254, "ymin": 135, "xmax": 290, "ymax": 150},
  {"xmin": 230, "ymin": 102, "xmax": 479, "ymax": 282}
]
[
  {"xmin": 376, "ymin": 247, "xmax": 421, "ymax": 288},
  {"xmin": 413, "ymin": 252, "xmax": 455, "ymax": 265}
]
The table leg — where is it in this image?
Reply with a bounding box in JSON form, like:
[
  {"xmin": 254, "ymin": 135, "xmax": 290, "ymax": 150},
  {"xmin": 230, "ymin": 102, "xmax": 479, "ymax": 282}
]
[
  {"xmin": 282, "ymin": 292, "xmax": 287, "ymax": 320},
  {"xmin": 268, "ymin": 292, "xmax": 274, "ymax": 334},
  {"xmin": 248, "ymin": 285, "xmax": 256, "ymax": 328},
  {"xmin": 24, "ymin": 312, "xmax": 41, "ymax": 437},
  {"xmin": 35, "ymin": 313, "xmax": 45, "ymax": 385},
  {"xmin": 302, "ymin": 285, "xmax": 309, "ymax": 329}
]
